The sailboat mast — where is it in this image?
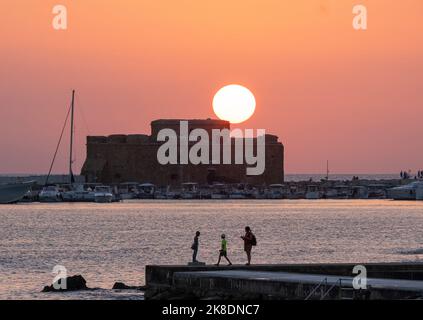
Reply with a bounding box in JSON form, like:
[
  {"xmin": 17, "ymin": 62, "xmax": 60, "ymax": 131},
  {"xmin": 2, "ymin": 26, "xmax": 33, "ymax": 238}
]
[
  {"xmin": 69, "ymin": 90, "xmax": 75, "ymax": 184},
  {"xmin": 326, "ymin": 160, "xmax": 329, "ymax": 180}
]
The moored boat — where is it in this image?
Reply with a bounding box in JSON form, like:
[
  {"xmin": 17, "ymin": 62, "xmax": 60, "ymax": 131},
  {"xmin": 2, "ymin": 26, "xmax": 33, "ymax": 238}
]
[
  {"xmin": 305, "ymin": 185, "xmax": 322, "ymax": 199},
  {"xmin": 94, "ymin": 186, "xmax": 114, "ymax": 203},
  {"xmin": 229, "ymin": 184, "xmax": 253, "ymax": 199},
  {"xmin": 117, "ymin": 182, "xmax": 139, "ymax": 200},
  {"xmin": 389, "ymin": 181, "xmax": 423, "ymax": 200},
  {"xmin": 62, "ymin": 184, "xmax": 95, "ymax": 202},
  {"xmin": 39, "ymin": 185, "xmax": 62, "ymax": 202},
  {"xmin": 210, "ymin": 183, "xmax": 229, "ymax": 199},
  {"xmin": 180, "ymin": 182, "xmax": 200, "ymax": 199},
  {"xmin": 229, "ymin": 189, "xmax": 248, "ymax": 199},
  {"xmin": 266, "ymin": 184, "xmax": 285, "ymax": 199},
  {"xmin": 0, "ymin": 181, "xmax": 34, "ymax": 204},
  {"xmin": 138, "ymin": 183, "xmax": 156, "ymax": 199},
  {"xmin": 350, "ymin": 186, "xmax": 368, "ymax": 199},
  {"xmin": 367, "ymin": 184, "xmax": 387, "ymax": 199}
]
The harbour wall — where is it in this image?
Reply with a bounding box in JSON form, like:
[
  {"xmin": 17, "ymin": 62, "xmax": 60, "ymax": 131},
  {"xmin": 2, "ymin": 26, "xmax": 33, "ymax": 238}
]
[{"xmin": 145, "ymin": 263, "xmax": 423, "ymax": 300}]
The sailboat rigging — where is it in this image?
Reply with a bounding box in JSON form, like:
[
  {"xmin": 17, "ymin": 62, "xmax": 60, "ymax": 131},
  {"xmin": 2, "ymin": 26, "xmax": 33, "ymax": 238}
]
[
  {"xmin": 69, "ymin": 90, "xmax": 75, "ymax": 184},
  {"xmin": 45, "ymin": 90, "xmax": 76, "ymax": 186}
]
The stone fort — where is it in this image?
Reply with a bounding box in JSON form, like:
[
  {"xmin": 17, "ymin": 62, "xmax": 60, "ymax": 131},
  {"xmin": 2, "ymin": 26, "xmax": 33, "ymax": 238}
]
[{"xmin": 81, "ymin": 119, "xmax": 284, "ymax": 186}]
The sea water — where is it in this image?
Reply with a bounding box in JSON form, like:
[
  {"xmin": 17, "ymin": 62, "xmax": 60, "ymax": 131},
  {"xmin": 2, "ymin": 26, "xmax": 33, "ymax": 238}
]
[{"xmin": 1, "ymin": 199, "xmax": 422, "ymax": 299}]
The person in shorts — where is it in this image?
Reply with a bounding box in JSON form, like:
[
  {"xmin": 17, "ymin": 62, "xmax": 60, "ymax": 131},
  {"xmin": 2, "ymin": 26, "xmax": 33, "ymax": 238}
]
[{"xmin": 215, "ymin": 234, "xmax": 232, "ymax": 266}]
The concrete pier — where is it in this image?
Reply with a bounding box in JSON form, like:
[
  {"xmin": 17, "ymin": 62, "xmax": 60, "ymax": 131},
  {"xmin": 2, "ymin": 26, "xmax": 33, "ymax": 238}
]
[{"xmin": 144, "ymin": 263, "xmax": 423, "ymax": 300}]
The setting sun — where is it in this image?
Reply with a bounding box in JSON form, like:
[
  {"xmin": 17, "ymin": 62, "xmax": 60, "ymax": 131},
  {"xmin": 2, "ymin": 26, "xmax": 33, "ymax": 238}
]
[{"xmin": 212, "ymin": 85, "xmax": 256, "ymax": 124}]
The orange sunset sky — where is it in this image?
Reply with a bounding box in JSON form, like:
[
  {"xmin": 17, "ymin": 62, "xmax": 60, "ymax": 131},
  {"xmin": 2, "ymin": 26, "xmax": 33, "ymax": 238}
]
[{"xmin": 0, "ymin": 0, "xmax": 422, "ymax": 174}]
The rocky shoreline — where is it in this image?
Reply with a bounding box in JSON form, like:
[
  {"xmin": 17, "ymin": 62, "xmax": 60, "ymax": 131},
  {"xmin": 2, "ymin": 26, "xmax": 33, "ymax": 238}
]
[{"xmin": 42, "ymin": 275, "xmax": 146, "ymax": 294}]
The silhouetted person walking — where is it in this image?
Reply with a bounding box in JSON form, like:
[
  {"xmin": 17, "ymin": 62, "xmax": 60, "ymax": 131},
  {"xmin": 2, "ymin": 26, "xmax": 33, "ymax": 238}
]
[
  {"xmin": 241, "ymin": 226, "xmax": 256, "ymax": 265},
  {"xmin": 191, "ymin": 231, "xmax": 200, "ymax": 263},
  {"xmin": 215, "ymin": 234, "xmax": 232, "ymax": 266}
]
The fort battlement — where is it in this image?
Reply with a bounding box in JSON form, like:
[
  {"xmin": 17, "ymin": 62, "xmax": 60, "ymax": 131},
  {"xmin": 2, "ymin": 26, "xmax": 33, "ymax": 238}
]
[{"xmin": 87, "ymin": 134, "xmax": 151, "ymax": 145}]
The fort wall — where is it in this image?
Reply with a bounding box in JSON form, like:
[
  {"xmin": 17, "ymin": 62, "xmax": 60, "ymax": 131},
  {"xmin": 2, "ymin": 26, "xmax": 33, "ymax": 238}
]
[{"xmin": 81, "ymin": 119, "xmax": 284, "ymax": 186}]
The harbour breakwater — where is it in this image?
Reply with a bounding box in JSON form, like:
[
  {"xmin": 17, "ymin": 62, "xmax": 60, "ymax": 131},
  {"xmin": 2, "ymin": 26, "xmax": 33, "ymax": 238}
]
[
  {"xmin": 38, "ymin": 263, "xmax": 423, "ymax": 300},
  {"xmin": 144, "ymin": 263, "xmax": 423, "ymax": 300}
]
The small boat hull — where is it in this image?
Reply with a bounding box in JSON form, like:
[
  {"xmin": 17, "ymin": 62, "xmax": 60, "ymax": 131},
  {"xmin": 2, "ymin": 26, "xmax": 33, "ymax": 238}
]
[
  {"xmin": 211, "ymin": 193, "xmax": 229, "ymax": 199},
  {"xmin": 265, "ymin": 192, "xmax": 284, "ymax": 199},
  {"xmin": 180, "ymin": 193, "xmax": 200, "ymax": 199},
  {"xmin": 390, "ymin": 190, "xmax": 415, "ymax": 200},
  {"xmin": 229, "ymin": 193, "xmax": 248, "ymax": 199},
  {"xmin": 39, "ymin": 193, "xmax": 62, "ymax": 202},
  {"xmin": 305, "ymin": 191, "xmax": 321, "ymax": 199},
  {"xmin": 0, "ymin": 182, "xmax": 33, "ymax": 204},
  {"xmin": 62, "ymin": 191, "xmax": 95, "ymax": 202},
  {"xmin": 389, "ymin": 182, "xmax": 423, "ymax": 200},
  {"xmin": 94, "ymin": 193, "xmax": 113, "ymax": 203}
]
